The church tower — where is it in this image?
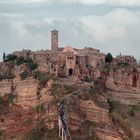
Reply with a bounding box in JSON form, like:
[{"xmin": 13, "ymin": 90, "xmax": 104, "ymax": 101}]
[{"xmin": 51, "ymin": 29, "xmax": 58, "ymax": 51}]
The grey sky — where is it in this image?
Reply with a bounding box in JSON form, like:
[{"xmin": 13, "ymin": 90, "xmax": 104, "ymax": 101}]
[{"xmin": 0, "ymin": 0, "xmax": 140, "ymax": 61}]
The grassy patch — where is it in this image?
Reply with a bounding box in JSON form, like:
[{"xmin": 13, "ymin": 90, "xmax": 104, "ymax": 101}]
[
  {"xmin": 22, "ymin": 118, "xmax": 32, "ymax": 126},
  {"xmin": 29, "ymin": 123, "xmax": 46, "ymax": 140},
  {"xmin": 20, "ymin": 71, "xmax": 29, "ymax": 80},
  {"xmin": 0, "ymin": 93, "xmax": 16, "ymax": 115},
  {"xmin": 34, "ymin": 72, "xmax": 49, "ymax": 87}
]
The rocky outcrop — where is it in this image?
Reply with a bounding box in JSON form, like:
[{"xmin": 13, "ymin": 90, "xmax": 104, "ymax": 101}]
[
  {"xmin": 0, "ymin": 80, "xmax": 13, "ymax": 96},
  {"xmin": 106, "ymin": 68, "xmax": 140, "ymax": 90},
  {"xmin": 0, "ymin": 78, "xmax": 57, "ymax": 139},
  {"xmin": 0, "ymin": 62, "xmax": 15, "ymax": 79},
  {"xmin": 105, "ymin": 68, "xmax": 140, "ymax": 105}
]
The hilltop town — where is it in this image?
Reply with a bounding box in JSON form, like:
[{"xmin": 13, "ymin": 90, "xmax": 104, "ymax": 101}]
[
  {"xmin": 0, "ymin": 30, "xmax": 140, "ymax": 140},
  {"xmin": 9, "ymin": 30, "xmax": 138, "ymax": 79}
]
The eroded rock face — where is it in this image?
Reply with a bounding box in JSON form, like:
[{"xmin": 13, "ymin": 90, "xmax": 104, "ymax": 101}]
[
  {"xmin": 14, "ymin": 79, "xmax": 39, "ymax": 108},
  {"xmin": 105, "ymin": 68, "xmax": 140, "ymax": 105},
  {"xmin": 106, "ymin": 69, "xmax": 140, "ymax": 90},
  {"xmin": 0, "ymin": 80, "xmax": 13, "ymax": 96},
  {"xmin": 0, "ymin": 79, "xmax": 57, "ymax": 139},
  {"xmin": 0, "ymin": 62, "xmax": 15, "ymax": 79},
  {"xmin": 1, "ymin": 64, "xmax": 140, "ymax": 140}
]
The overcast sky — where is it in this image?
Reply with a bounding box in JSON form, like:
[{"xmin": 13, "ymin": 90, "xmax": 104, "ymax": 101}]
[{"xmin": 0, "ymin": 0, "xmax": 140, "ymax": 61}]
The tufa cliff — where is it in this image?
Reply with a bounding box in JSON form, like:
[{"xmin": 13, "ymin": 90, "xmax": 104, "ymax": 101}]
[{"xmin": 0, "ymin": 52, "xmax": 140, "ymax": 140}]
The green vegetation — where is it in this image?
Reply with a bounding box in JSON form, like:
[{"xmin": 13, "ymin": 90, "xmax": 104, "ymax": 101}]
[
  {"xmin": 105, "ymin": 53, "xmax": 113, "ymax": 63},
  {"xmin": 0, "ymin": 93, "xmax": 16, "ymax": 115},
  {"xmin": 0, "ymin": 74, "xmax": 15, "ymax": 81},
  {"xmin": 15, "ymin": 56, "xmax": 24, "ymax": 65},
  {"xmin": 49, "ymin": 75, "xmax": 58, "ymax": 81},
  {"xmin": 5, "ymin": 54, "xmax": 38, "ymax": 70},
  {"xmin": 71, "ymin": 121, "xmax": 101, "ymax": 140},
  {"xmin": 118, "ymin": 62, "xmax": 130, "ymax": 68},
  {"xmin": 64, "ymin": 84, "xmax": 76, "ymax": 93},
  {"xmin": 82, "ymin": 76, "xmax": 91, "ymax": 82},
  {"xmin": 28, "ymin": 63, "xmax": 37, "ymax": 71},
  {"xmin": 22, "ymin": 118, "xmax": 32, "ymax": 126},
  {"xmin": 20, "ymin": 71, "xmax": 29, "ymax": 80},
  {"xmin": 108, "ymin": 101, "xmax": 134, "ymax": 139},
  {"xmin": 110, "ymin": 112, "xmax": 132, "ymax": 137},
  {"xmin": 45, "ymin": 128, "xmax": 61, "ymax": 140},
  {"xmin": 5, "ymin": 54, "xmax": 17, "ymax": 62},
  {"xmin": 36, "ymin": 104, "xmax": 44, "ymax": 113},
  {"xmin": 129, "ymin": 105, "xmax": 140, "ymax": 117},
  {"xmin": 85, "ymin": 120, "xmax": 97, "ymax": 128},
  {"xmin": 34, "ymin": 72, "xmax": 48, "ymax": 87},
  {"xmin": 0, "ymin": 130, "xmax": 5, "ymax": 140},
  {"xmin": 36, "ymin": 91, "xmax": 41, "ymax": 100},
  {"xmin": 3, "ymin": 52, "xmax": 6, "ymax": 62},
  {"xmin": 7, "ymin": 93, "xmax": 16, "ymax": 103},
  {"xmin": 29, "ymin": 122, "xmax": 46, "ymax": 140}
]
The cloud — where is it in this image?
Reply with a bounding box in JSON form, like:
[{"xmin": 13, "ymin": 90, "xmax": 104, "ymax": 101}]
[
  {"xmin": 80, "ymin": 9, "xmax": 140, "ymax": 56},
  {"xmin": 0, "ymin": 8, "xmax": 140, "ymax": 62},
  {"xmin": 0, "ymin": 0, "xmax": 140, "ymax": 6}
]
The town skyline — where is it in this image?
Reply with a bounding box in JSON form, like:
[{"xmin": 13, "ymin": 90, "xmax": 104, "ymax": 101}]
[{"xmin": 0, "ymin": 0, "xmax": 140, "ymax": 61}]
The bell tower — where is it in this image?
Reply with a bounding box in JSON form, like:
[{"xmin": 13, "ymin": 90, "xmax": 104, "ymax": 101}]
[{"xmin": 51, "ymin": 29, "xmax": 58, "ymax": 51}]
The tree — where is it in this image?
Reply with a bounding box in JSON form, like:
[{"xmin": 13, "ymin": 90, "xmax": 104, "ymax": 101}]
[
  {"xmin": 6, "ymin": 54, "xmax": 17, "ymax": 62},
  {"xmin": 105, "ymin": 53, "xmax": 113, "ymax": 63},
  {"xmin": 3, "ymin": 52, "xmax": 5, "ymax": 62},
  {"xmin": 28, "ymin": 63, "xmax": 37, "ymax": 70}
]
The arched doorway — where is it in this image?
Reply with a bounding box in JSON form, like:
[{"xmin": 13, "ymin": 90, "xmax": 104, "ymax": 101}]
[{"xmin": 69, "ymin": 68, "xmax": 73, "ymax": 76}]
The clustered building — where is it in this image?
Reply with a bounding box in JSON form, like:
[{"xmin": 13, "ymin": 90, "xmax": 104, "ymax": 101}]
[{"xmin": 13, "ymin": 30, "xmax": 137, "ymax": 79}]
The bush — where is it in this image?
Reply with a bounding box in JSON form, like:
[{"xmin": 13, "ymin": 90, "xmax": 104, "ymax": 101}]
[
  {"xmin": 15, "ymin": 56, "xmax": 24, "ymax": 65},
  {"xmin": 28, "ymin": 63, "xmax": 38, "ymax": 71},
  {"xmin": 7, "ymin": 94, "xmax": 16, "ymax": 103},
  {"xmin": 6, "ymin": 54, "xmax": 17, "ymax": 62},
  {"xmin": 0, "ymin": 93, "xmax": 16, "ymax": 115},
  {"xmin": 24, "ymin": 57, "xmax": 33, "ymax": 63},
  {"xmin": 36, "ymin": 91, "xmax": 41, "ymax": 100},
  {"xmin": 34, "ymin": 72, "xmax": 48, "ymax": 87},
  {"xmin": 30, "ymin": 123, "xmax": 46, "ymax": 140},
  {"xmin": 105, "ymin": 53, "xmax": 113, "ymax": 63},
  {"xmin": 22, "ymin": 118, "xmax": 32, "ymax": 126},
  {"xmin": 36, "ymin": 104, "xmax": 44, "ymax": 113},
  {"xmin": 20, "ymin": 71, "xmax": 29, "ymax": 80},
  {"xmin": 129, "ymin": 105, "xmax": 140, "ymax": 117},
  {"xmin": 64, "ymin": 85, "xmax": 75, "ymax": 93}
]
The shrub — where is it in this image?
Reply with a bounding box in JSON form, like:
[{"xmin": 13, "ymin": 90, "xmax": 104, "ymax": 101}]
[
  {"xmin": 129, "ymin": 105, "xmax": 140, "ymax": 117},
  {"xmin": 85, "ymin": 120, "xmax": 97, "ymax": 127},
  {"xmin": 30, "ymin": 124, "xmax": 46, "ymax": 140},
  {"xmin": 28, "ymin": 63, "xmax": 37, "ymax": 71},
  {"xmin": 6, "ymin": 54, "xmax": 17, "ymax": 62},
  {"xmin": 105, "ymin": 53, "xmax": 113, "ymax": 63},
  {"xmin": 3, "ymin": 52, "xmax": 6, "ymax": 62},
  {"xmin": 34, "ymin": 72, "xmax": 48, "ymax": 87},
  {"xmin": 20, "ymin": 71, "xmax": 29, "ymax": 80},
  {"xmin": 24, "ymin": 57, "xmax": 33, "ymax": 63},
  {"xmin": 22, "ymin": 118, "xmax": 32, "ymax": 126},
  {"xmin": 0, "ymin": 93, "xmax": 16, "ymax": 115},
  {"xmin": 36, "ymin": 104, "xmax": 44, "ymax": 113},
  {"xmin": 7, "ymin": 94, "xmax": 16, "ymax": 103},
  {"xmin": 15, "ymin": 56, "xmax": 24, "ymax": 65},
  {"xmin": 36, "ymin": 91, "xmax": 41, "ymax": 100},
  {"xmin": 64, "ymin": 85, "xmax": 75, "ymax": 93}
]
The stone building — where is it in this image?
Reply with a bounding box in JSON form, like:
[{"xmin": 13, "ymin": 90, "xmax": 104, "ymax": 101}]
[
  {"xmin": 51, "ymin": 29, "xmax": 58, "ymax": 51},
  {"xmin": 12, "ymin": 30, "xmax": 106, "ymax": 78},
  {"xmin": 116, "ymin": 55, "xmax": 137, "ymax": 66}
]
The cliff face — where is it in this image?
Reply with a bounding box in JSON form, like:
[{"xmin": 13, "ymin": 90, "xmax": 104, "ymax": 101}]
[
  {"xmin": 106, "ymin": 68, "xmax": 140, "ymax": 105},
  {"xmin": 0, "ymin": 78, "xmax": 57, "ymax": 140},
  {"xmin": 0, "ymin": 61, "xmax": 140, "ymax": 140}
]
